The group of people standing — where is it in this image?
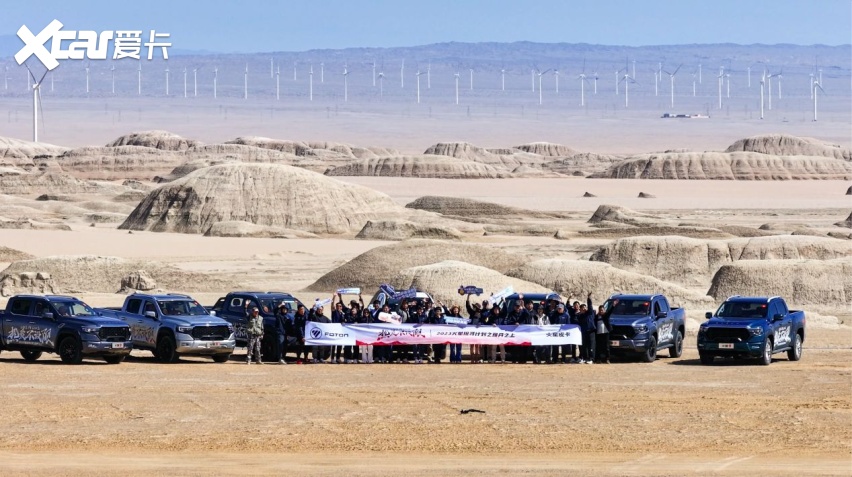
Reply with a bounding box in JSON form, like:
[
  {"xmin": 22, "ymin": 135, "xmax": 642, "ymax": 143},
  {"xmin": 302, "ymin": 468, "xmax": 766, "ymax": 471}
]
[{"xmin": 261, "ymin": 291, "xmax": 615, "ymax": 365}]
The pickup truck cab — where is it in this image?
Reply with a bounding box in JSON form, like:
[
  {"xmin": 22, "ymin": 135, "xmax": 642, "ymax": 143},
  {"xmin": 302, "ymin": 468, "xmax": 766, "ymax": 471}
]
[
  {"xmin": 96, "ymin": 293, "xmax": 235, "ymax": 363},
  {"xmin": 697, "ymin": 296, "xmax": 805, "ymax": 365},
  {"xmin": 210, "ymin": 291, "xmax": 303, "ymax": 362},
  {"xmin": 499, "ymin": 293, "xmax": 562, "ymax": 319},
  {"xmin": 1, "ymin": 295, "xmax": 132, "ymax": 364},
  {"xmin": 606, "ymin": 294, "xmax": 685, "ymax": 362}
]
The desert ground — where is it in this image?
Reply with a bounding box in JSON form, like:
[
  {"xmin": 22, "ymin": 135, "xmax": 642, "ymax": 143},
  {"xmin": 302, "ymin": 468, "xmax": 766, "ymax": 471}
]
[{"xmin": 0, "ymin": 75, "xmax": 850, "ymax": 475}]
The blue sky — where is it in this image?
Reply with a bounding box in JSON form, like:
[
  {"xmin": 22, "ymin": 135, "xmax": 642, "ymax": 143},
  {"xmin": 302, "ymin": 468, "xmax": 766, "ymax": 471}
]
[{"xmin": 1, "ymin": 0, "xmax": 850, "ymax": 52}]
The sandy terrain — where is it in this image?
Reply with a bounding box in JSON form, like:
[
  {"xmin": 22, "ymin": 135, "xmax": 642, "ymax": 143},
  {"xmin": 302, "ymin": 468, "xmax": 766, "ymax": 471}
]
[{"xmin": 0, "ymin": 173, "xmax": 850, "ymax": 475}]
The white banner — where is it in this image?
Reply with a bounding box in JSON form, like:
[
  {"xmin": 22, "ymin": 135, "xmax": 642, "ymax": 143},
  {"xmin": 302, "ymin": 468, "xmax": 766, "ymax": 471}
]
[
  {"xmin": 489, "ymin": 286, "xmax": 514, "ymax": 305},
  {"xmin": 336, "ymin": 287, "xmax": 361, "ymax": 295},
  {"xmin": 305, "ymin": 322, "xmax": 581, "ymax": 346}
]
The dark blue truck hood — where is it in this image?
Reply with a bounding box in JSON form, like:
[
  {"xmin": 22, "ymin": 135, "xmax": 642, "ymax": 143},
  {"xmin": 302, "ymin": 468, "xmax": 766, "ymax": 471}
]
[
  {"xmin": 610, "ymin": 314, "xmax": 654, "ymax": 327},
  {"xmin": 69, "ymin": 315, "xmax": 128, "ymax": 328}
]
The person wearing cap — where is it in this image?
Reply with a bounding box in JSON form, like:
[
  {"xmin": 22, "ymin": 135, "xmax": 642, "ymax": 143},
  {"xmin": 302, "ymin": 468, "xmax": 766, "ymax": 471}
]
[
  {"xmin": 566, "ymin": 295, "xmax": 583, "ymax": 363},
  {"xmin": 246, "ymin": 307, "xmax": 264, "ymax": 365},
  {"xmin": 275, "ymin": 303, "xmax": 291, "ymax": 364},
  {"xmin": 552, "ymin": 302, "xmax": 572, "ymax": 364},
  {"xmin": 595, "ymin": 299, "xmax": 617, "ymax": 364},
  {"xmin": 505, "ymin": 299, "xmax": 526, "ymax": 363}
]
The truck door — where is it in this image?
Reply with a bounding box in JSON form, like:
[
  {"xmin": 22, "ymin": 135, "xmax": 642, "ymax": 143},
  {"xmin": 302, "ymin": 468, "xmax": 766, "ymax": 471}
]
[
  {"xmin": 653, "ymin": 298, "xmax": 674, "ymax": 346},
  {"xmin": 33, "ymin": 299, "xmax": 60, "ymax": 349},
  {"xmin": 769, "ymin": 300, "xmax": 792, "ymax": 351},
  {"xmin": 226, "ymin": 296, "xmax": 250, "ymax": 341},
  {"xmin": 4, "ymin": 298, "xmax": 33, "ymax": 346}
]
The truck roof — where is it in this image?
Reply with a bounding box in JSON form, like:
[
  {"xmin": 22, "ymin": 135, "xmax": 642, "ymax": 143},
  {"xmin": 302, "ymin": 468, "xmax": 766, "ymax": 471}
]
[
  {"xmin": 506, "ymin": 293, "xmax": 561, "ymax": 302},
  {"xmin": 609, "ymin": 294, "xmax": 663, "ymax": 301},
  {"xmin": 130, "ymin": 292, "xmax": 195, "ymax": 300},
  {"xmin": 724, "ymin": 296, "xmax": 781, "ymax": 303},
  {"xmin": 224, "ymin": 291, "xmax": 297, "ymax": 299},
  {"xmin": 10, "ymin": 294, "xmax": 82, "ymax": 301}
]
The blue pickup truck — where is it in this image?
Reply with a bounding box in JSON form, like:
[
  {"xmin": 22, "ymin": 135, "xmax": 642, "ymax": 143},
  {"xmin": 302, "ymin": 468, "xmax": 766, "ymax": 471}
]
[
  {"xmin": 1, "ymin": 295, "xmax": 132, "ymax": 364},
  {"xmin": 697, "ymin": 296, "xmax": 806, "ymax": 365},
  {"xmin": 606, "ymin": 294, "xmax": 685, "ymax": 362},
  {"xmin": 210, "ymin": 291, "xmax": 303, "ymax": 362},
  {"xmin": 96, "ymin": 293, "xmax": 235, "ymax": 363}
]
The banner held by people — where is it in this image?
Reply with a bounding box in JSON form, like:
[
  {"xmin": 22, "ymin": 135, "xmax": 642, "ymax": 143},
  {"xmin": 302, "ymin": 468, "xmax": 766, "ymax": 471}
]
[
  {"xmin": 458, "ymin": 285, "xmax": 484, "ymax": 296},
  {"xmin": 305, "ymin": 322, "xmax": 581, "ymax": 346},
  {"xmin": 336, "ymin": 287, "xmax": 361, "ymax": 295}
]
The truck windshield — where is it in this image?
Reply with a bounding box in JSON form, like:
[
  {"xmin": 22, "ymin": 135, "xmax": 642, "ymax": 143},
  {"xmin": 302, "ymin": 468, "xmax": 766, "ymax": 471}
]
[
  {"xmin": 715, "ymin": 302, "xmax": 768, "ymax": 319},
  {"xmin": 158, "ymin": 300, "xmax": 209, "ymax": 316},
  {"xmin": 611, "ymin": 300, "xmax": 652, "ymax": 316},
  {"xmin": 50, "ymin": 300, "xmax": 95, "ymax": 317}
]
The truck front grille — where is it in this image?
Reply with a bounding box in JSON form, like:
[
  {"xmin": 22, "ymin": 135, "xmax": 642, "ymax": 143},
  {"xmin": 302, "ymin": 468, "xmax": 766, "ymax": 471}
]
[
  {"xmin": 191, "ymin": 325, "xmax": 231, "ymax": 341},
  {"xmin": 705, "ymin": 328, "xmax": 751, "ymax": 342},
  {"xmin": 610, "ymin": 325, "xmax": 636, "ymax": 340},
  {"xmin": 99, "ymin": 327, "xmax": 130, "ymax": 342}
]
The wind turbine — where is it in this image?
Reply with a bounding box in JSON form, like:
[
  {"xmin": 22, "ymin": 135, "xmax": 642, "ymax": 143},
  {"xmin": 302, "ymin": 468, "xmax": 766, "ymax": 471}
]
[
  {"xmin": 554, "ymin": 69, "xmax": 559, "ymax": 93},
  {"xmin": 716, "ymin": 67, "xmax": 724, "ymax": 109},
  {"xmin": 293, "ymin": 61, "xmax": 297, "ymax": 81},
  {"xmin": 776, "ymin": 69, "xmax": 783, "ymax": 99},
  {"xmin": 213, "ymin": 67, "xmax": 218, "ymax": 99},
  {"xmin": 309, "ymin": 64, "xmax": 313, "ymax": 101},
  {"xmin": 698, "ymin": 63, "xmax": 702, "ymax": 84},
  {"xmin": 759, "ymin": 71, "xmax": 765, "ymax": 119},
  {"xmin": 25, "ymin": 66, "xmax": 48, "ymax": 143},
  {"xmin": 193, "ymin": 68, "xmax": 198, "ymax": 97},
  {"xmin": 809, "ymin": 72, "xmax": 815, "ymax": 99},
  {"xmin": 766, "ymin": 70, "xmax": 775, "ymax": 110},
  {"xmin": 619, "ymin": 71, "xmax": 636, "ymax": 108},
  {"xmin": 577, "ymin": 68, "xmax": 591, "ymax": 106},
  {"xmin": 320, "ymin": 62, "xmax": 324, "ymax": 83},
  {"xmin": 85, "ymin": 64, "xmax": 90, "ymax": 94},
  {"xmin": 812, "ymin": 78, "xmax": 825, "ymax": 121},
  {"xmin": 691, "ymin": 70, "xmax": 697, "ymax": 97},
  {"xmin": 536, "ymin": 68, "xmax": 550, "ymax": 105},
  {"xmin": 276, "ymin": 64, "xmax": 280, "ymax": 100},
  {"xmin": 663, "ymin": 64, "xmax": 681, "ymax": 109},
  {"xmin": 164, "ymin": 66, "xmax": 169, "ymax": 96},
  {"xmin": 243, "ymin": 64, "xmax": 248, "ymax": 100},
  {"xmin": 501, "ymin": 67, "xmax": 506, "ymax": 91},
  {"xmin": 725, "ymin": 72, "xmax": 731, "ymax": 98},
  {"xmin": 378, "ymin": 70, "xmax": 384, "ymax": 98},
  {"xmin": 454, "ymin": 71, "xmax": 460, "ymax": 105},
  {"xmin": 416, "ymin": 69, "xmax": 423, "ymax": 103},
  {"xmin": 592, "ymin": 70, "xmax": 598, "ymax": 94},
  {"xmin": 111, "ymin": 65, "xmax": 115, "ymax": 94},
  {"xmin": 469, "ymin": 68, "xmax": 474, "ymax": 90},
  {"xmin": 183, "ymin": 67, "xmax": 187, "ymax": 98},
  {"xmin": 343, "ymin": 64, "xmax": 349, "ymax": 102}
]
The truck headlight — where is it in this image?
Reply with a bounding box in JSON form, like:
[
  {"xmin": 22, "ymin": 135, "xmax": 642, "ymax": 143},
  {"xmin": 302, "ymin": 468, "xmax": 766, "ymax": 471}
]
[
  {"xmin": 82, "ymin": 326, "xmax": 99, "ymax": 334},
  {"xmin": 697, "ymin": 327, "xmax": 706, "ymax": 338},
  {"xmin": 177, "ymin": 326, "xmax": 193, "ymax": 334},
  {"xmin": 749, "ymin": 328, "xmax": 763, "ymax": 336},
  {"xmin": 633, "ymin": 324, "xmax": 648, "ymax": 334}
]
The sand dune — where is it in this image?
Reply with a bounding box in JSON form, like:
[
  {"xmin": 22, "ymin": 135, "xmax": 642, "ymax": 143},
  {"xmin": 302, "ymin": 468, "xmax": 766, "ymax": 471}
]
[
  {"xmin": 725, "ymin": 134, "xmax": 851, "ymax": 161},
  {"xmin": 325, "ymin": 155, "xmax": 509, "ymax": 178},
  {"xmin": 593, "ymin": 151, "xmax": 852, "ymax": 180},
  {"xmin": 120, "ymin": 163, "xmax": 416, "ymax": 235}
]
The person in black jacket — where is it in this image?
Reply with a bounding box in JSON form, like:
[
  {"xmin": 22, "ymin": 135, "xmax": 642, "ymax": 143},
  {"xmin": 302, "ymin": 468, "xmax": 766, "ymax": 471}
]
[
  {"xmin": 577, "ymin": 293, "xmax": 596, "ymax": 364},
  {"xmin": 285, "ymin": 305, "xmax": 309, "ymax": 364},
  {"xmin": 551, "ymin": 303, "xmax": 572, "ymax": 364},
  {"xmin": 428, "ymin": 306, "xmax": 447, "ymax": 363},
  {"xmin": 275, "ymin": 304, "xmax": 291, "ymax": 364},
  {"xmin": 595, "ymin": 299, "xmax": 617, "ymax": 364}
]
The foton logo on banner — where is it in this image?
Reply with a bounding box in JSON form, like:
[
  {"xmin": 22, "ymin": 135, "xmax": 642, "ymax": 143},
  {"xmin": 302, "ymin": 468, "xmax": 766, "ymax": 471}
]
[{"xmin": 15, "ymin": 20, "xmax": 172, "ymax": 71}]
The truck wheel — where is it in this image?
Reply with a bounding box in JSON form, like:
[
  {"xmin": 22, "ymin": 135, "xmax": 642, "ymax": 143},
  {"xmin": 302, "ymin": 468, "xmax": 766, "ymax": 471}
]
[
  {"xmin": 212, "ymin": 354, "xmax": 231, "ymax": 363},
  {"xmin": 20, "ymin": 350, "xmax": 42, "ymax": 362},
  {"xmin": 759, "ymin": 337, "xmax": 772, "ymax": 366},
  {"xmin": 641, "ymin": 336, "xmax": 657, "ymax": 363},
  {"xmin": 58, "ymin": 336, "xmax": 83, "ymax": 364},
  {"xmin": 787, "ymin": 332, "xmax": 802, "ymax": 361},
  {"xmin": 668, "ymin": 331, "xmax": 683, "ymax": 358},
  {"xmin": 104, "ymin": 355, "xmax": 125, "ymax": 364},
  {"xmin": 156, "ymin": 334, "xmax": 179, "ymax": 363},
  {"xmin": 699, "ymin": 352, "xmax": 714, "ymax": 365}
]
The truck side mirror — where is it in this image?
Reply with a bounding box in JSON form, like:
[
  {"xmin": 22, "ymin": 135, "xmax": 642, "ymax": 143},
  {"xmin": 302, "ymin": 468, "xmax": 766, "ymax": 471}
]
[
  {"xmin": 42, "ymin": 312, "xmax": 54, "ymax": 320},
  {"xmin": 773, "ymin": 313, "xmax": 785, "ymax": 322},
  {"xmin": 209, "ymin": 311, "xmax": 216, "ymax": 316},
  {"xmin": 704, "ymin": 312, "xmax": 712, "ymax": 319},
  {"xmin": 657, "ymin": 311, "xmax": 668, "ymax": 319},
  {"xmin": 144, "ymin": 311, "xmax": 157, "ymax": 319}
]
